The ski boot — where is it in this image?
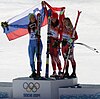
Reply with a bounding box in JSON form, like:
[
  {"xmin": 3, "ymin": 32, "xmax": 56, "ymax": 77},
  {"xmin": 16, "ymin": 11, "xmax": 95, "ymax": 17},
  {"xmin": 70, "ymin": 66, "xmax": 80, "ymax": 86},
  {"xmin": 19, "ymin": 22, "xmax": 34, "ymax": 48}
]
[
  {"xmin": 29, "ymin": 71, "xmax": 37, "ymax": 78},
  {"xmin": 58, "ymin": 71, "xmax": 63, "ymax": 76},
  {"xmin": 63, "ymin": 72, "xmax": 69, "ymax": 78},
  {"xmin": 50, "ymin": 71, "xmax": 57, "ymax": 77},
  {"xmin": 69, "ymin": 73, "xmax": 77, "ymax": 78}
]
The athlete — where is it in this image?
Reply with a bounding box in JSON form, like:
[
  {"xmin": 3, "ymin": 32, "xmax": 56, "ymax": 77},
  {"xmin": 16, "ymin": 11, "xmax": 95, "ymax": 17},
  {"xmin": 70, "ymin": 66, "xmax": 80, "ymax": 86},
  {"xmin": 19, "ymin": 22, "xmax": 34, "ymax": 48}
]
[
  {"xmin": 49, "ymin": 12, "xmax": 62, "ymax": 76},
  {"xmin": 28, "ymin": 14, "xmax": 43, "ymax": 78},
  {"xmin": 61, "ymin": 17, "xmax": 78, "ymax": 78}
]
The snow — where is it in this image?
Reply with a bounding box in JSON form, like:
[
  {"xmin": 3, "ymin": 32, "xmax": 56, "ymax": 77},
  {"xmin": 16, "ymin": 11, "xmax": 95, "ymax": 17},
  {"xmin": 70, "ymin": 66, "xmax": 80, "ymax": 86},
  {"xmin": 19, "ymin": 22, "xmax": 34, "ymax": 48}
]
[{"xmin": 0, "ymin": 0, "xmax": 100, "ymax": 84}]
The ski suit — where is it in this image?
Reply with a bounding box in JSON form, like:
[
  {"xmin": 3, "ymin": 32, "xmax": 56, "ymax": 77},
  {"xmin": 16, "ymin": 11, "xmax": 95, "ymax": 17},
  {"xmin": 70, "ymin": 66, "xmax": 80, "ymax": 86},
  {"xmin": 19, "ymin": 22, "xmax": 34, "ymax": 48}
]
[
  {"xmin": 28, "ymin": 4, "xmax": 47, "ymax": 73},
  {"xmin": 61, "ymin": 25, "xmax": 78, "ymax": 74},
  {"xmin": 28, "ymin": 22, "xmax": 43, "ymax": 72},
  {"xmin": 49, "ymin": 26, "xmax": 62, "ymax": 71}
]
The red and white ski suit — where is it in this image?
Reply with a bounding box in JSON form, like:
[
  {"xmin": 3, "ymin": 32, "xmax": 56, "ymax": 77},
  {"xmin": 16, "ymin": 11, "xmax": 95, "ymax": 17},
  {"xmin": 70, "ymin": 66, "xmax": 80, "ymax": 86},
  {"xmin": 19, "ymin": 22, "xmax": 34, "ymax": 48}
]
[
  {"xmin": 49, "ymin": 26, "xmax": 62, "ymax": 71},
  {"xmin": 61, "ymin": 26, "xmax": 78, "ymax": 71}
]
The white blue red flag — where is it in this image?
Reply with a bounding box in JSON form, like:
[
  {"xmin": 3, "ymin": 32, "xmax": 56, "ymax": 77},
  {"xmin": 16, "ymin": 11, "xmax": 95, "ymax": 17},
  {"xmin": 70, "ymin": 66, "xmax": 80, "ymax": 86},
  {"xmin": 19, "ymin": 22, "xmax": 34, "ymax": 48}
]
[{"xmin": 2, "ymin": 1, "xmax": 65, "ymax": 41}]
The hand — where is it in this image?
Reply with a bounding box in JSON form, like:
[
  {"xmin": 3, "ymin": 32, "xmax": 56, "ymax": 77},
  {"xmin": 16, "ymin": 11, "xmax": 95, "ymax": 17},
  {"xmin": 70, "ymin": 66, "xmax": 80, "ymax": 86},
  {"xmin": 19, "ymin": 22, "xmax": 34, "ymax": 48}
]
[
  {"xmin": 68, "ymin": 38, "xmax": 73, "ymax": 44},
  {"xmin": 35, "ymin": 30, "xmax": 41, "ymax": 38},
  {"xmin": 52, "ymin": 40, "xmax": 60, "ymax": 48},
  {"xmin": 60, "ymin": 8, "xmax": 65, "ymax": 15},
  {"xmin": 35, "ymin": 33, "xmax": 41, "ymax": 38},
  {"xmin": 62, "ymin": 39, "xmax": 67, "ymax": 47},
  {"xmin": 1, "ymin": 21, "xmax": 8, "ymax": 28},
  {"xmin": 41, "ymin": 1, "xmax": 46, "ymax": 7}
]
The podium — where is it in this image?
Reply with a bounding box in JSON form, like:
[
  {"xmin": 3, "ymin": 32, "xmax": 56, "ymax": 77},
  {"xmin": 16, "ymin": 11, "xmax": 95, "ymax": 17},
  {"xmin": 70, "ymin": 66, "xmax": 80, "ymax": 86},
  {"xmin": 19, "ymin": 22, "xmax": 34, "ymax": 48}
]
[
  {"xmin": 1, "ymin": 78, "xmax": 100, "ymax": 99},
  {"xmin": 0, "ymin": 82, "xmax": 12, "ymax": 98},
  {"xmin": 13, "ymin": 77, "xmax": 77, "ymax": 99},
  {"xmin": 59, "ymin": 84, "xmax": 100, "ymax": 99}
]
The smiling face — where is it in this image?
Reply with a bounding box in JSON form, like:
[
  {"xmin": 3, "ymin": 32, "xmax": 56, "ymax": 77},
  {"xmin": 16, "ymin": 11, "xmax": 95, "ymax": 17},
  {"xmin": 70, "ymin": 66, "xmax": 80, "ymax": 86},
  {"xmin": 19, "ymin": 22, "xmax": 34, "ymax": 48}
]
[
  {"xmin": 51, "ymin": 12, "xmax": 58, "ymax": 23},
  {"xmin": 63, "ymin": 19, "xmax": 68, "ymax": 27},
  {"xmin": 63, "ymin": 18, "xmax": 73, "ymax": 29},
  {"xmin": 63, "ymin": 18, "xmax": 70, "ymax": 27},
  {"xmin": 51, "ymin": 17, "xmax": 57, "ymax": 23},
  {"xmin": 30, "ymin": 15, "xmax": 36, "ymax": 23}
]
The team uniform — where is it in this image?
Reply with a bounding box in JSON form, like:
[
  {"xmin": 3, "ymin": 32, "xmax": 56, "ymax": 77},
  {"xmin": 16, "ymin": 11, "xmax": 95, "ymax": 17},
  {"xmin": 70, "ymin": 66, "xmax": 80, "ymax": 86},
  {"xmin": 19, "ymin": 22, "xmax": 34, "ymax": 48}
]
[
  {"xmin": 28, "ymin": 21, "xmax": 43, "ymax": 77},
  {"xmin": 28, "ymin": 4, "xmax": 46, "ymax": 77},
  {"xmin": 49, "ymin": 26, "xmax": 62, "ymax": 76},
  {"xmin": 61, "ymin": 25, "xmax": 78, "ymax": 78}
]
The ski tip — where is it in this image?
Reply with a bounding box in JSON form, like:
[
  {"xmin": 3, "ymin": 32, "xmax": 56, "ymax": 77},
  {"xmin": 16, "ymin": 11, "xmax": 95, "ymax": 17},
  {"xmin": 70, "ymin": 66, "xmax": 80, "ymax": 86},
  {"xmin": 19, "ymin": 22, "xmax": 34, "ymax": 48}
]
[
  {"xmin": 96, "ymin": 51, "xmax": 99, "ymax": 53},
  {"xmin": 78, "ymin": 10, "xmax": 82, "ymax": 14},
  {"xmin": 94, "ymin": 48, "xmax": 97, "ymax": 50},
  {"xmin": 94, "ymin": 48, "xmax": 99, "ymax": 53}
]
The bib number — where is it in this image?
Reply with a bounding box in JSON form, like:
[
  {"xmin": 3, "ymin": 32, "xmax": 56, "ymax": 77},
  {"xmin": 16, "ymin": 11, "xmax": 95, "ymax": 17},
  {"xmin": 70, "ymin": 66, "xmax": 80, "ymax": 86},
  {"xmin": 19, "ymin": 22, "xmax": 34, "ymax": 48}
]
[
  {"xmin": 30, "ymin": 32, "xmax": 36, "ymax": 40},
  {"xmin": 50, "ymin": 30, "xmax": 58, "ymax": 38}
]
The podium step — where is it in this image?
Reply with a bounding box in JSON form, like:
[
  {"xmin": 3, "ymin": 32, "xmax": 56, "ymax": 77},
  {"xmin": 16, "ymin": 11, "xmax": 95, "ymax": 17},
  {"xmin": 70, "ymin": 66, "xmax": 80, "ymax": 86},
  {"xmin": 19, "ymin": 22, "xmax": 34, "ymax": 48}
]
[
  {"xmin": 13, "ymin": 77, "xmax": 77, "ymax": 99},
  {"xmin": 59, "ymin": 84, "xmax": 100, "ymax": 99},
  {"xmin": 0, "ymin": 82, "xmax": 12, "ymax": 99}
]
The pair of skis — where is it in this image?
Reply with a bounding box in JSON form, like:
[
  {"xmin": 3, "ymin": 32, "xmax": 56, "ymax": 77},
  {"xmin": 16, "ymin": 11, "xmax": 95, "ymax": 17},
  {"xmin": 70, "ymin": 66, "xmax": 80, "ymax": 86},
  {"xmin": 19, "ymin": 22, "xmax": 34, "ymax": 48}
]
[
  {"xmin": 45, "ymin": 10, "xmax": 51, "ymax": 78},
  {"xmin": 37, "ymin": 13, "xmax": 41, "ymax": 77}
]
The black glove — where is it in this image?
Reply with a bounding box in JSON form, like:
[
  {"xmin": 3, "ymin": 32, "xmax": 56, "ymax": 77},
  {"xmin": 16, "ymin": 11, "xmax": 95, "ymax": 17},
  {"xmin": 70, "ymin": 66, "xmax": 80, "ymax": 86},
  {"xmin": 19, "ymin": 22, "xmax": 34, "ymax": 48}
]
[
  {"xmin": 34, "ymin": 30, "xmax": 40, "ymax": 38},
  {"xmin": 62, "ymin": 39, "xmax": 67, "ymax": 47},
  {"xmin": 1, "ymin": 22, "xmax": 9, "ymax": 32},
  {"xmin": 52, "ymin": 40, "xmax": 60, "ymax": 48},
  {"xmin": 1, "ymin": 22, "xmax": 8, "ymax": 27},
  {"xmin": 35, "ymin": 33, "xmax": 41, "ymax": 38}
]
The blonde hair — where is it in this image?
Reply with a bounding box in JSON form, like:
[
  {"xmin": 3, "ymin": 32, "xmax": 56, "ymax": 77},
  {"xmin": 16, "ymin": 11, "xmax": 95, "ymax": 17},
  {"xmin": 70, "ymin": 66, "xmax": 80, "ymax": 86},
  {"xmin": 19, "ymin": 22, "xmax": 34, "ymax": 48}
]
[
  {"xmin": 29, "ymin": 13, "xmax": 36, "ymax": 20},
  {"xmin": 64, "ymin": 17, "xmax": 73, "ymax": 29}
]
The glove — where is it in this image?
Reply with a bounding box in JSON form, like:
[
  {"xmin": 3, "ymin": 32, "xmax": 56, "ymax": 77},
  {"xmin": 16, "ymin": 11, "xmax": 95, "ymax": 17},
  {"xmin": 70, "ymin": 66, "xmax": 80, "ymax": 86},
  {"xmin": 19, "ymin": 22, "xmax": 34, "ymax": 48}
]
[
  {"xmin": 68, "ymin": 38, "xmax": 73, "ymax": 44},
  {"xmin": 62, "ymin": 39, "xmax": 67, "ymax": 47},
  {"xmin": 1, "ymin": 22, "xmax": 8, "ymax": 28},
  {"xmin": 35, "ymin": 30, "xmax": 41, "ymax": 38},
  {"xmin": 52, "ymin": 40, "xmax": 60, "ymax": 48},
  {"xmin": 1, "ymin": 21, "xmax": 9, "ymax": 31}
]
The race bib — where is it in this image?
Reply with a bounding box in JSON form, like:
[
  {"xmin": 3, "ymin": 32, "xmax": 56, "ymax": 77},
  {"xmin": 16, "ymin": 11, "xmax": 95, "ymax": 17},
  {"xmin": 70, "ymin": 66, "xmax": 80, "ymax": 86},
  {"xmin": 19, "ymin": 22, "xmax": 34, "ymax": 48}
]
[
  {"xmin": 50, "ymin": 29, "xmax": 58, "ymax": 38},
  {"xmin": 62, "ymin": 34, "xmax": 70, "ymax": 41},
  {"xmin": 29, "ymin": 32, "xmax": 36, "ymax": 40}
]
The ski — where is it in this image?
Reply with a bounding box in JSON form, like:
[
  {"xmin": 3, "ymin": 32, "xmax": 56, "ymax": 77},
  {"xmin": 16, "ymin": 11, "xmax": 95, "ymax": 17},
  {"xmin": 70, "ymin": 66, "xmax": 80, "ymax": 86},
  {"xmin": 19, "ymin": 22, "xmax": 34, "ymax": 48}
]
[
  {"xmin": 63, "ymin": 10, "xmax": 82, "ymax": 73},
  {"xmin": 72, "ymin": 10, "xmax": 82, "ymax": 38},
  {"xmin": 45, "ymin": 9, "xmax": 52, "ymax": 78},
  {"xmin": 37, "ymin": 13, "xmax": 41, "ymax": 77},
  {"xmin": 74, "ymin": 42, "xmax": 99, "ymax": 53}
]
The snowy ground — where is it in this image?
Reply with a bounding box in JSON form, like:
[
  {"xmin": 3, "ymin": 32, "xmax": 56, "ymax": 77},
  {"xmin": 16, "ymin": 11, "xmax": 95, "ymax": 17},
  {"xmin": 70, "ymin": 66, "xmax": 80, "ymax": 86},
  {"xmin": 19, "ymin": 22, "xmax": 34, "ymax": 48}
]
[{"xmin": 0, "ymin": 0, "xmax": 100, "ymax": 84}]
